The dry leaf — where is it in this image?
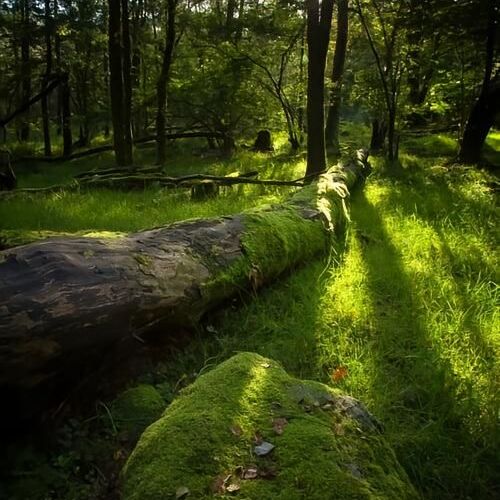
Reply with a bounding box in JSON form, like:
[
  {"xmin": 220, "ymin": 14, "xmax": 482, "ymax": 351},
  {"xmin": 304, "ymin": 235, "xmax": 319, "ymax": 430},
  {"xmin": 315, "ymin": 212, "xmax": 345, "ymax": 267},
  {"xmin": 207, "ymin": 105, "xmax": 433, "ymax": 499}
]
[
  {"xmin": 272, "ymin": 417, "xmax": 288, "ymax": 435},
  {"xmin": 331, "ymin": 366, "xmax": 349, "ymax": 382},
  {"xmin": 175, "ymin": 486, "xmax": 190, "ymax": 499},
  {"xmin": 241, "ymin": 467, "xmax": 258, "ymax": 480},
  {"xmin": 226, "ymin": 483, "xmax": 240, "ymax": 493}
]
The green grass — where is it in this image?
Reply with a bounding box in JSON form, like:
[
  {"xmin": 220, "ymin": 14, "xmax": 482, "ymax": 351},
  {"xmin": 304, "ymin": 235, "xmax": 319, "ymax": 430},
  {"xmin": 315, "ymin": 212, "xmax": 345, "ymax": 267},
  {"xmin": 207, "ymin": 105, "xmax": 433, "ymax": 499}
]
[
  {"xmin": 188, "ymin": 164, "xmax": 498, "ymax": 499},
  {"xmin": 136, "ymin": 154, "xmax": 498, "ymax": 499},
  {"xmin": 1, "ymin": 140, "xmax": 306, "ymax": 239},
  {"xmin": 1, "ymin": 131, "xmax": 499, "ymax": 499}
]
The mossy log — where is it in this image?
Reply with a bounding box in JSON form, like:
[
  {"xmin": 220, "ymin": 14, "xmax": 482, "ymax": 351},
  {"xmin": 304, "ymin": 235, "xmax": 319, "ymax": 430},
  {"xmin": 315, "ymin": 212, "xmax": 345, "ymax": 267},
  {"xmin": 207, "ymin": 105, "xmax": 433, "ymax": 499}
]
[
  {"xmin": 0, "ymin": 151, "xmax": 370, "ymax": 416},
  {"xmin": 122, "ymin": 352, "xmax": 418, "ymax": 499}
]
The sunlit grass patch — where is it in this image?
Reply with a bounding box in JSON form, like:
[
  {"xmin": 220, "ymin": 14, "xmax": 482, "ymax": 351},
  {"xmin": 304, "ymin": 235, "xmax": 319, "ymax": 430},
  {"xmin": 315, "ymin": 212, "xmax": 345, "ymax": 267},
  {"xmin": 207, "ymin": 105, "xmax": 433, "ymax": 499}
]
[{"xmin": 190, "ymin": 165, "xmax": 499, "ymax": 499}]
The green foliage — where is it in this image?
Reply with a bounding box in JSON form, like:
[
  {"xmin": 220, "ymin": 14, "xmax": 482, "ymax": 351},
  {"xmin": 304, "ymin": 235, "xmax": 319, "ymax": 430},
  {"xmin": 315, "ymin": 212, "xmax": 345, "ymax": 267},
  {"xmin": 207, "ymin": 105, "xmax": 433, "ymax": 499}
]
[{"xmin": 0, "ymin": 144, "xmax": 303, "ymax": 243}]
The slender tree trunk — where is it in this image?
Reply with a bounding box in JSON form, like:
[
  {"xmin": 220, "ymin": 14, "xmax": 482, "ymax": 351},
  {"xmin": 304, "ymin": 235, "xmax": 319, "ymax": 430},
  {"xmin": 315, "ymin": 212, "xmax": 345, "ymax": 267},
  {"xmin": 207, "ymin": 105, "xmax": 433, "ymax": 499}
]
[
  {"xmin": 387, "ymin": 106, "xmax": 396, "ymax": 161},
  {"xmin": 325, "ymin": 0, "xmax": 349, "ymax": 156},
  {"xmin": 61, "ymin": 73, "xmax": 72, "ymax": 157},
  {"xmin": 370, "ymin": 119, "xmax": 387, "ymax": 152},
  {"xmin": 122, "ymin": 0, "xmax": 134, "ymax": 164},
  {"xmin": 19, "ymin": 0, "xmax": 31, "ymax": 142},
  {"xmin": 305, "ymin": 0, "xmax": 335, "ymax": 177},
  {"xmin": 54, "ymin": 0, "xmax": 62, "ymax": 136},
  {"xmin": 108, "ymin": 0, "xmax": 128, "ymax": 166},
  {"xmin": 156, "ymin": 0, "xmax": 176, "ymax": 165},
  {"xmin": 458, "ymin": 1, "xmax": 498, "ymax": 163},
  {"xmin": 41, "ymin": 0, "xmax": 53, "ymax": 157}
]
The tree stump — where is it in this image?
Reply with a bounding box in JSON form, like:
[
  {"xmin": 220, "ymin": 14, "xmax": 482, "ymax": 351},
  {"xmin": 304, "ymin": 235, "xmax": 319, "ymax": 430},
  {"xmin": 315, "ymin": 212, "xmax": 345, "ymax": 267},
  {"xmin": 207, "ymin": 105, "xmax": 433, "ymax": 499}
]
[
  {"xmin": 0, "ymin": 149, "xmax": 16, "ymax": 191},
  {"xmin": 252, "ymin": 129, "xmax": 273, "ymax": 152},
  {"xmin": 190, "ymin": 180, "xmax": 220, "ymax": 200}
]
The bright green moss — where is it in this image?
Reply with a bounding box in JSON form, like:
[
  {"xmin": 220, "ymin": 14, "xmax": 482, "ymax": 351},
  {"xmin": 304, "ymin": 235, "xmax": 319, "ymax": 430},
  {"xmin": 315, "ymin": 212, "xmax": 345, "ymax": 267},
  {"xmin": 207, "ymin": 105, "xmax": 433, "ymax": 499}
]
[
  {"xmin": 122, "ymin": 353, "xmax": 419, "ymax": 499},
  {"xmin": 202, "ymin": 175, "xmax": 349, "ymax": 299},
  {"xmin": 0, "ymin": 229, "xmax": 125, "ymax": 249},
  {"xmin": 111, "ymin": 384, "xmax": 166, "ymax": 439}
]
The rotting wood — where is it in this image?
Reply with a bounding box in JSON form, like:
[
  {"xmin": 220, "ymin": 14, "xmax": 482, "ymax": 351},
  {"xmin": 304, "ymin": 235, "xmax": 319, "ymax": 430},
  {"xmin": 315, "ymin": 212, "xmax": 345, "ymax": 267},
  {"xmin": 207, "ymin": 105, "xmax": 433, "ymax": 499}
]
[{"xmin": 0, "ymin": 150, "xmax": 371, "ymax": 417}]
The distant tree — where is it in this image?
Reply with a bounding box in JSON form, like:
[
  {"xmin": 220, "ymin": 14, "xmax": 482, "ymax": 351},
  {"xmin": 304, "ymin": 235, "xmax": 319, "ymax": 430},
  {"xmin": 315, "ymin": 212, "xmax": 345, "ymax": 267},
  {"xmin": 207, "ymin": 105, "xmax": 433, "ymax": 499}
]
[
  {"xmin": 19, "ymin": 0, "xmax": 31, "ymax": 142},
  {"xmin": 458, "ymin": 0, "xmax": 499, "ymax": 163},
  {"xmin": 305, "ymin": 0, "xmax": 334, "ymax": 177},
  {"xmin": 108, "ymin": 0, "xmax": 133, "ymax": 166},
  {"xmin": 41, "ymin": 0, "xmax": 52, "ymax": 156},
  {"xmin": 325, "ymin": 0, "xmax": 349, "ymax": 156},
  {"xmin": 156, "ymin": 0, "xmax": 177, "ymax": 165},
  {"xmin": 355, "ymin": 0, "xmax": 405, "ymax": 162}
]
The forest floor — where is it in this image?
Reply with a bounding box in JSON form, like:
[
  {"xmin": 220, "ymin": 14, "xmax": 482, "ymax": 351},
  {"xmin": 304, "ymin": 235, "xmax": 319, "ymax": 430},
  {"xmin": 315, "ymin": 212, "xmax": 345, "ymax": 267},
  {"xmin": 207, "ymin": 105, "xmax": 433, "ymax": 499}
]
[{"xmin": 0, "ymin": 129, "xmax": 499, "ymax": 500}]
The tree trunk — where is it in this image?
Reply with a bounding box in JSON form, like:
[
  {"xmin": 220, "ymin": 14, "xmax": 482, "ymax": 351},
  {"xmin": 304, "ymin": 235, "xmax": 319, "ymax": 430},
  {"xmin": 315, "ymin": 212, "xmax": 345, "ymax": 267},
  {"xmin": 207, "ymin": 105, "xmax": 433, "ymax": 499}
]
[
  {"xmin": 156, "ymin": 0, "xmax": 176, "ymax": 165},
  {"xmin": 121, "ymin": 0, "xmax": 134, "ymax": 165},
  {"xmin": 305, "ymin": 0, "xmax": 334, "ymax": 177},
  {"xmin": 458, "ymin": 75, "xmax": 500, "ymax": 163},
  {"xmin": 325, "ymin": 0, "xmax": 349, "ymax": 156},
  {"xmin": 61, "ymin": 74, "xmax": 72, "ymax": 157},
  {"xmin": 0, "ymin": 151, "xmax": 370, "ymax": 418},
  {"xmin": 458, "ymin": 2, "xmax": 498, "ymax": 164},
  {"xmin": 41, "ymin": 0, "xmax": 53, "ymax": 157},
  {"xmin": 370, "ymin": 119, "xmax": 387, "ymax": 152},
  {"xmin": 19, "ymin": 0, "xmax": 31, "ymax": 142},
  {"xmin": 108, "ymin": 0, "xmax": 133, "ymax": 166}
]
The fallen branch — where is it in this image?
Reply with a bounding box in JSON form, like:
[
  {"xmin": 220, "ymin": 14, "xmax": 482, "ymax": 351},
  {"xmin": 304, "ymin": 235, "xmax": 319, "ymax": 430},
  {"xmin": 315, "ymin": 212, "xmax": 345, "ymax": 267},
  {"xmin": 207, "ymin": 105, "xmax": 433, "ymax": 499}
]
[
  {"xmin": 12, "ymin": 132, "xmax": 225, "ymax": 164},
  {"xmin": 0, "ymin": 170, "xmax": 300, "ymax": 197}
]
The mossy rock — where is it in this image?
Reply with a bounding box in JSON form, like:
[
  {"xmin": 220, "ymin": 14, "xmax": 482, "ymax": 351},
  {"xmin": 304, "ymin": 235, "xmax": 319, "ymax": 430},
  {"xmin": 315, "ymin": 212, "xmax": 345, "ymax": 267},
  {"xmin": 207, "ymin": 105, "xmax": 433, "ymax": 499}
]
[
  {"xmin": 122, "ymin": 353, "xmax": 418, "ymax": 499},
  {"xmin": 111, "ymin": 384, "xmax": 166, "ymax": 438}
]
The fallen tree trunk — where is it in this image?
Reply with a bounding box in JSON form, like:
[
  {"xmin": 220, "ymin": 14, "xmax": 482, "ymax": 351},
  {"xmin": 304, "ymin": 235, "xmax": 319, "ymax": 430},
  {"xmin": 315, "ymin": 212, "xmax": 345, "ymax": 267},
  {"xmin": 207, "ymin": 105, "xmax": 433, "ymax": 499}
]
[
  {"xmin": 0, "ymin": 151, "xmax": 370, "ymax": 417},
  {"xmin": 0, "ymin": 171, "xmax": 269, "ymax": 197}
]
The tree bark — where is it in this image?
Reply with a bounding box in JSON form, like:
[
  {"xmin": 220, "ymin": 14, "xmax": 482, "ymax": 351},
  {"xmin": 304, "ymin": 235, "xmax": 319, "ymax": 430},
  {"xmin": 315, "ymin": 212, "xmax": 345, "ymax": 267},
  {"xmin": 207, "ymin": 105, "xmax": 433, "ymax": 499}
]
[
  {"xmin": 305, "ymin": 0, "xmax": 334, "ymax": 177},
  {"xmin": 325, "ymin": 0, "xmax": 349, "ymax": 156},
  {"xmin": 156, "ymin": 0, "xmax": 177, "ymax": 165},
  {"xmin": 61, "ymin": 74, "xmax": 73, "ymax": 157},
  {"xmin": 370, "ymin": 119, "xmax": 387, "ymax": 152},
  {"xmin": 41, "ymin": 0, "xmax": 53, "ymax": 157},
  {"xmin": 19, "ymin": 0, "xmax": 31, "ymax": 141},
  {"xmin": 108, "ymin": 0, "xmax": 133, "ymax": 166},
  {"xmin": 121, "ymin": 0, "xmax": 134, "ymax": 164},
  {"xmin": 0, "ymin": 151, "xmax": 370, "ymax": 417},
  {"xmin": 458, "ymin": 1, "xmax": 498, "ymax": 164}
]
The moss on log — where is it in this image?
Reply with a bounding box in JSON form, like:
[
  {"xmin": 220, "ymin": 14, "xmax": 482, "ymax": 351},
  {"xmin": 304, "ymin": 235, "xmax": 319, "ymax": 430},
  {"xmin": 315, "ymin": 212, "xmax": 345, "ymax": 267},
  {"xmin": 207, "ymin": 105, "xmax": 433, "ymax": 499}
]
[
  {"xmin": 122, "ymin": 352, "xmax": 418, "ymax": 500},
  {"xmin": 0, "ymin": 151, "xmax": 370, "ymax": 415}
]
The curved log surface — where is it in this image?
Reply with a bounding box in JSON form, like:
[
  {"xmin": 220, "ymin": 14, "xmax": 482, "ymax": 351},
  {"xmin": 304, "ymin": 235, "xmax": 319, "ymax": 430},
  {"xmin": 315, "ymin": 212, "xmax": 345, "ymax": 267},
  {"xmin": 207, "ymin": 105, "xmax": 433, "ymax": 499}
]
[{"xmin": 0, "ymin": 150, "xmax": 370, "ymax": 419}]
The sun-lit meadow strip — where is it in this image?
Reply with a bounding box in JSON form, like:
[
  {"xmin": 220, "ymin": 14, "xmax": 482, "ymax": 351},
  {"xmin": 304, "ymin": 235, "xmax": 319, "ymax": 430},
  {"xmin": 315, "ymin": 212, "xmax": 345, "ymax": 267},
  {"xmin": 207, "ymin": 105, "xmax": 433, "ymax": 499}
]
[{"xmin": 193, "ymin": 163, "xmax": 499, "ymax": 499}]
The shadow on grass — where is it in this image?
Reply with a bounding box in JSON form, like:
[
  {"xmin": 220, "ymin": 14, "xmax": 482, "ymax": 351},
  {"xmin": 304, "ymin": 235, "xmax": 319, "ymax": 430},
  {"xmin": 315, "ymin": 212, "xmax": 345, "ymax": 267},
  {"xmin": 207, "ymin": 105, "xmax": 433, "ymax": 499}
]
[{"xmin": 350, "ymin": 186, "xmax": 498, "ymax": 499}]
